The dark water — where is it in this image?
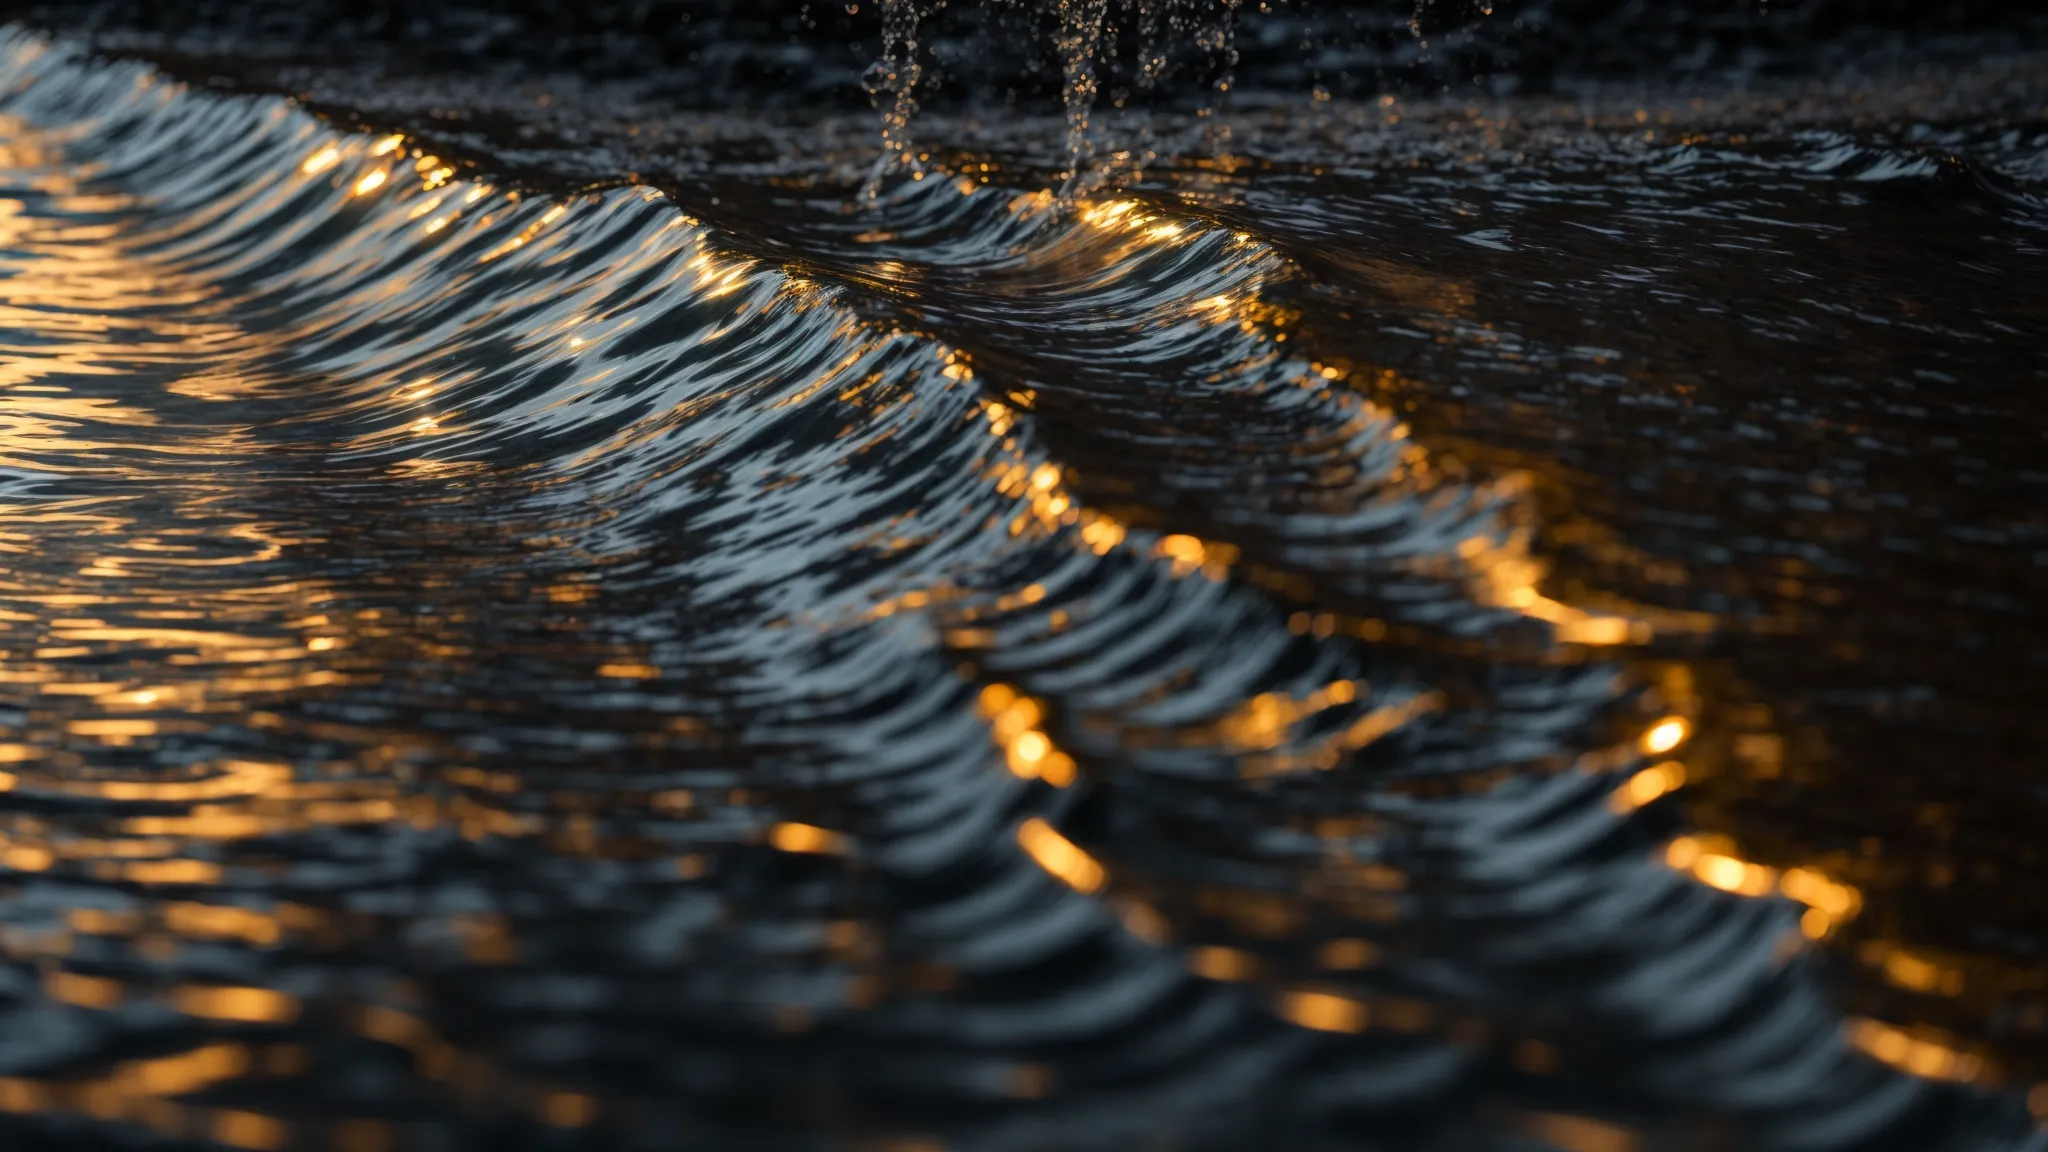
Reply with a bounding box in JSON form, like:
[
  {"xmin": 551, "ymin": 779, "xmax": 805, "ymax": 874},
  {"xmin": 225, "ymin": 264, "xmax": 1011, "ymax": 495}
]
[{"xmin": 1, "ymin": 22, "xmax": 2046, "ymax": 1152}]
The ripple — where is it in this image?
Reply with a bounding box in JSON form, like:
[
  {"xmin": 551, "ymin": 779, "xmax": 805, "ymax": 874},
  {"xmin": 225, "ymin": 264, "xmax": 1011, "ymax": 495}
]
[{"xmin": 0, "ymin": 25, "xmax": 2038, "ymax": 1151}]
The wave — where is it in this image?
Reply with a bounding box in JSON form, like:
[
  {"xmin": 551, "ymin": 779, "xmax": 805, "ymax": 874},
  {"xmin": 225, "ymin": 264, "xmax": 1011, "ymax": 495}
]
[{"xmin": 0, "ymin": 25, "xmax": 2037, "ymax": 1151}]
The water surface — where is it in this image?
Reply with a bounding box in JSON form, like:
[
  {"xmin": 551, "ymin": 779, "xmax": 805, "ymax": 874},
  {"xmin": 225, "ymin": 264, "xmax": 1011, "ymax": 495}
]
[{"xmin": 0, "ymin": 25, "xmax": 2046, "ymax": 1151}]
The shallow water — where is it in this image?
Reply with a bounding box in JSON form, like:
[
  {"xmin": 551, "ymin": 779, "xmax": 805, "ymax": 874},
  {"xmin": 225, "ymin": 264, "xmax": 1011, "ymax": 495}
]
[{"xmin": 0, "ymin": 23, "xmax": 2045, "ymax": 1152}]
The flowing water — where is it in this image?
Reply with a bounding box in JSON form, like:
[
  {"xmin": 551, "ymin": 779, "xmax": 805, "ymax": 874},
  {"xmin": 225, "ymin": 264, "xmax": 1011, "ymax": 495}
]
[{"xmin": 0, "ymin": 20, "xmax": 2046, "ymax": 1152}]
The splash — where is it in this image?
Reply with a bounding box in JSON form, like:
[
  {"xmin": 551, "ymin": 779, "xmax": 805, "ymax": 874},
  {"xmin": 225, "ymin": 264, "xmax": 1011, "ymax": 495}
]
[
  {"xmin": 1200, "ymin": 0, "xmax": 1240, "ymax": 149},
  {"xmin": 1055, "ymin": 0, "xmax": 1110, "ymax": 191},
  {"xmin": 1134, "ymin": 0, "xmax": 1172, "ymax": 91},
  {"xmin": 860, "ymin": 0, "xmax": 1241, "ymax": 199},
  {"xmin": 861, "ymin": 0, "xmax": 927, "ymax": 199}
]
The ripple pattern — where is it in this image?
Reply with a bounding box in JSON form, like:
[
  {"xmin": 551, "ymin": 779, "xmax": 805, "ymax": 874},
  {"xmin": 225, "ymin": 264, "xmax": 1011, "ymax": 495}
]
[{"xmin": 0, "ymin": 26, "xmax": 2039, "ymax": 1152}]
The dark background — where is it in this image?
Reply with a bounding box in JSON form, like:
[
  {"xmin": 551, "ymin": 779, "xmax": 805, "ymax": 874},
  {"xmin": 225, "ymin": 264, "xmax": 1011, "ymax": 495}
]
[{"xmin": 7, "ymin": 0, "xmax": 2045, "ymax": 109}]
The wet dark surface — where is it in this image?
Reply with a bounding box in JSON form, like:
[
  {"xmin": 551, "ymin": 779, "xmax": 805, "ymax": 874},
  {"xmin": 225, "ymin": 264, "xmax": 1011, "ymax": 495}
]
[{"xmin": 0, "ymin": 12, "xmax": 2046, "ymax": 1152}]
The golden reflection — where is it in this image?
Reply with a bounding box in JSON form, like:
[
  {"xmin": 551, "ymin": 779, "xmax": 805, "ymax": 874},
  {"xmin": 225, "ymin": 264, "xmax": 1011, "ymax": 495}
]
[
  {"xmin": 1017, "ymin": 818, "xmax": 1104, "ymax": 893},
  {"xmin": 1858, "ymin": 940, "xmax": 1967, "ymax": 997},
  {"xmin": 1077, "ymin": 198, "xmax": 1138, "ymax": 227},
  {"xmin": 1065, "ymin": 195, "xmax": 1703, "ymax": 650},
  {"xmin": 1664, "ymin": 835, "xmax": 1862, "ymax": 936},
  {"xmin": 10, "ymin": 757, "xmax": 291, "ymax": 803},
  {"xmin": 471, "ymin": 197, "xmax": 579, "ymax": 262},
  {"xmin": 1187, "ymin": 944, "xmax": 1257, "ymax": 981},
  {"xmin": 163, "ymin": 902, "xmax": 288, "ymax": 947},
  {"xmin": 1236, "ymin": 690, "xmax": 1444, "ymax": 779},
  {"xmin": 1640, "ymin": 716, "xmax": 1689, "ymax": 755},
  {"xmin": 1608, "ymin": 760, "xmax": 1686, "ymax": 814},
  {"xmin": 1277, "ymin": 988, "xmax": 1369, "ymax": 1033},
  {"xmin": 46, "ymin": 970, "xmax": 123, "ymax": 1008},
  {"xmin": 415, "ymin": 153, "xmax": 456, "ymax": 189},
  {"xmin": 1319, "ymin": 938, "xmax": 1381, "ymax": 970},
  {"xmin": 1154, "ymin": 533, "xmax": 1238, "ymax": 580},
  {"xmin": 0, "ymin": 82, "xmax": 965, "ymax": 1141},
  {"xmin": 173, "ymin": 985, "xmax": 300, "ymax": 1024},
  {"xmin": 214, "ymin": 1110, "xmax": 289, "ymax": 1151},
  {"xmin": 1456, "ymin": 529, "xmax": 1642, "ymax": 645},
  {"xmin": 979, "ymin": 419, "xmax": 1129, "ymax": 559},
  {"xmin": 125, "ymin": 859, "xmax": 225, "ymax": 885},
  {"xmin": 1847, "ymin": 1018, "xmax": 1989, "ymax": 1083},
  {"xmin": 977, "ymin": 684, "xmax": 1077, "ymax": 786},
  {"xmin": 0, "ymin": 1037, "xmax": 303, "ymax": 1150},
  {"xmin": 120, "ymin": 1043, "xmax": 249, "ymax": 1096},
  {"xmin": 770, "ymin": 822, "xmax": 846, "ymax": 855}
]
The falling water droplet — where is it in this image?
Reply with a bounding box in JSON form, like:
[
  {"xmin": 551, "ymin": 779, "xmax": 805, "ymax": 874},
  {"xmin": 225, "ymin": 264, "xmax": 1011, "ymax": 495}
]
[
  {"xmin": 860, "ymin": 0, "xmax": 925, "ymax": 202},
  {"xmin": 1055, "ymin": 0, "xmax": 1111, "ymax": 192},
  {"xmin": 1200, "ymin": 0, "xmax": 1242, "ymax": 152},
  {"xmin": 1134, "ymin": 0, "xmax": 1169, "ymax": 91}
]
